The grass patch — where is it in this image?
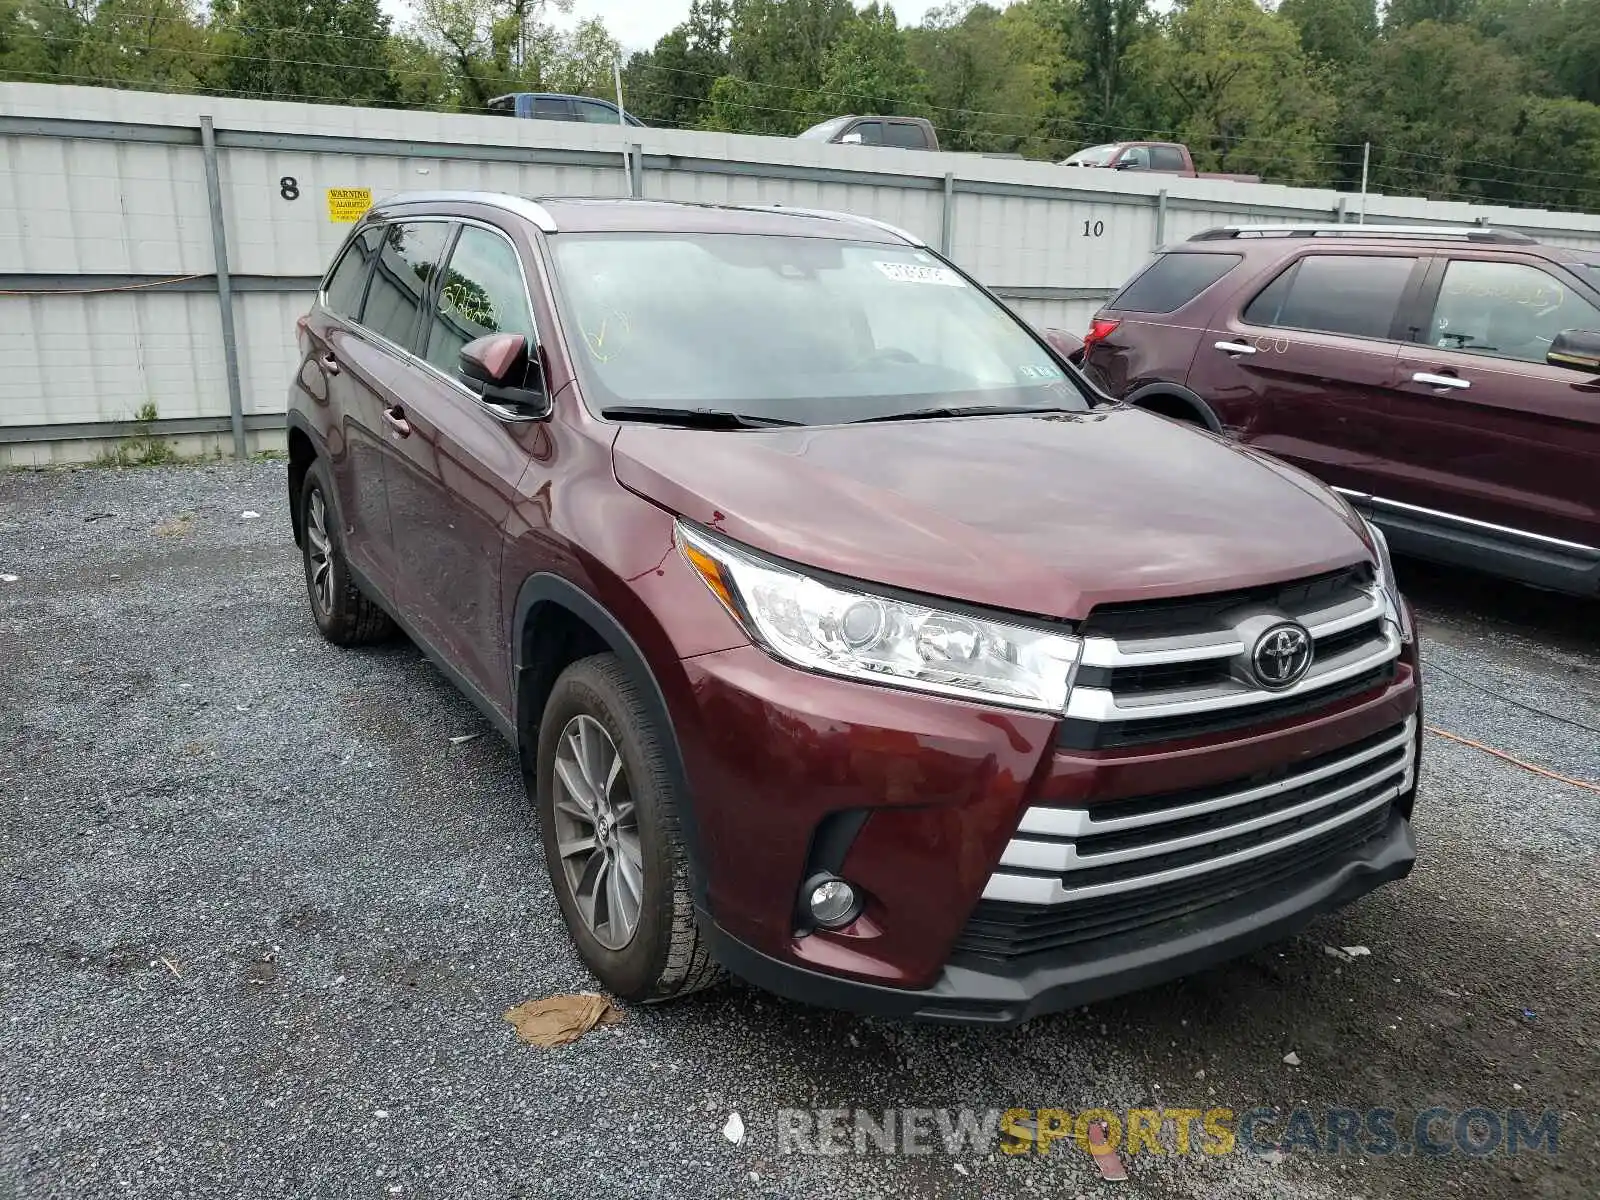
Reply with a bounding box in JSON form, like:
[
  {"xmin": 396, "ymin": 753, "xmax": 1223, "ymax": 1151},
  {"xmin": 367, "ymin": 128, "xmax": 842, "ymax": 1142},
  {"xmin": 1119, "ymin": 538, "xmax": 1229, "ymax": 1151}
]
[{"xmin": 94, "ymin": 402, "xmax": 180, "ymax": 468}]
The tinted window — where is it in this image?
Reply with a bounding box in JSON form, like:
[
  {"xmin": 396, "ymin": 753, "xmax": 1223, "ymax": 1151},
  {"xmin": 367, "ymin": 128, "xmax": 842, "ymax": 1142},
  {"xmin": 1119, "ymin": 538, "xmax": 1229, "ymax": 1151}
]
[
  {"xmin": 532, "ymin": 96, "xmax": 572, "ymax": 120},
  {"xmin": 1111, "ymin": 253, "xmax": 1241, "ymax": 314},
  {"xmin": 1119, "ymin": 145, "xmax": 1151, "ymax": 170},
  {"xmin": 424, "ymin": 226, "xmax": 537, "ymax": 376},
  {"xmin": 1427, "ymin": 259, "xmax": 1600, "ymax": 364},
  {"xmin": 1150, "ymin": 145, "xmax": 1187, "ymax": 172},
  {"xmin": 575, "ymin": 100, "xmax": 620, "ymax": 124},
  {"xmin": 323, "ymin": 226, "xmax": 381, "ymax": 318},
  {"xmin": 549, "ymin": 233, "xmax": 1084, "ymax": 425},
  {"xmin": 884, "ymin": 121, "xmax": 928, "ymax": 149},
  {"xmin": 361, "ymin": 222, "xmax": 451, "ymax": 352},
  {"xmin": 849, "ymin": 121, "xmax": 883, "ymax": 145},
  {"xmin": 1244, "ymin": 255, "xmax": 1417, "ymax": 339}
]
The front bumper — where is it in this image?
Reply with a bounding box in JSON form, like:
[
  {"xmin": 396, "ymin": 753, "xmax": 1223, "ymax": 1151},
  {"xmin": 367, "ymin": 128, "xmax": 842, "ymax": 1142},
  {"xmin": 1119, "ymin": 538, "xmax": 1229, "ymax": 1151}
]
[
  {"xmin": 670, "ymin": 637, "xmax": 1421, "ymax": 1025},
  {"xmin": 702, "ymin": 809, "xmax": 1414, "ymax": 1025}
]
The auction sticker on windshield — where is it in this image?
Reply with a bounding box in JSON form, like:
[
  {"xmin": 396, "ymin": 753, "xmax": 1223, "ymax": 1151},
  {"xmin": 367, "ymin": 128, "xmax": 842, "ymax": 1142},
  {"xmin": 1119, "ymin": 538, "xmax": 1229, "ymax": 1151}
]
[{"xmin": 875, "ymin": 261, "xmax": 965, "ymax": 286}]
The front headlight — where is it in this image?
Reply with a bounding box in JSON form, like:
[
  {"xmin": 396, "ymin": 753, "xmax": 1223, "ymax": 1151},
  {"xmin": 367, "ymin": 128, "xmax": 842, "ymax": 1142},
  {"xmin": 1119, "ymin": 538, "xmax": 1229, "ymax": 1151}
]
[
  {"xmin": 1360, "ymin": 515, "xmax": 1413, "ymax": 643},
  {"xmin": 677, "ymin": 522, "xmax": 1082, "ymax": 713}
]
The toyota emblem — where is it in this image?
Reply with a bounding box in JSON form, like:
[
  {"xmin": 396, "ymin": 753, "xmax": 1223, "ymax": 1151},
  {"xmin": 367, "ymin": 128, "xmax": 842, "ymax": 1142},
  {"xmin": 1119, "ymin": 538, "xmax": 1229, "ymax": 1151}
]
[{"xmin": 1251, "ymin": 622, "xmax": 1313, "ymax": 689}]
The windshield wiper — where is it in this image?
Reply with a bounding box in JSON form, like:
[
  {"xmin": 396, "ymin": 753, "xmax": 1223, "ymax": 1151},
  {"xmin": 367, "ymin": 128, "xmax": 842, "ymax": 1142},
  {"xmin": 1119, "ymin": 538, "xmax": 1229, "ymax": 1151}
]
[
  {"xmin": 853, "ymin": 404, "xmax": 1079, "ymax": 424},
  {"xmin": 601, "ymin": 406, "xmax": 802, "ymax": 429}
]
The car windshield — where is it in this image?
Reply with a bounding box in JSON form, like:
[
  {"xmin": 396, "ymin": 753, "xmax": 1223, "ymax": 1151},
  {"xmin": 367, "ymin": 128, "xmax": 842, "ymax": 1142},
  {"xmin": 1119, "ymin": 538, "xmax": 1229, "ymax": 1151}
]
[
  {"xmin": 548, "ymin": 233, "xmax": 1086, "ymax": 425},
  {"xmin": 1583, "ymin": 263, "xmax": 1600, "ymax": 290},
  {"xmin": 797, "ymin": 116, "xmax": 853, "ymax": 140},
  {"xmin": 1066, "ymin": 144, "xmax": 1120, "ymax": 166}
]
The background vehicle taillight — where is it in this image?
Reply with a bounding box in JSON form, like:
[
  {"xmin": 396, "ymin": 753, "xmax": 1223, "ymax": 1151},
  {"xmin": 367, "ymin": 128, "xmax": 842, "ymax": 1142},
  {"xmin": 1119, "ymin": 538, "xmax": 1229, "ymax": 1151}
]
[{"xmin": 1082, "ymin": 317, "xmax": 1120, "ymax": 352}]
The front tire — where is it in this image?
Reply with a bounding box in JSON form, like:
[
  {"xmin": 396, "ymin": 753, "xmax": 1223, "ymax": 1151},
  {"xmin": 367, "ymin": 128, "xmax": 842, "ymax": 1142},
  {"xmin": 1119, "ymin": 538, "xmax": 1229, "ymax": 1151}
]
[
  {"xmin": 299, "ymin": 460, "xmax": 394, "ymax": 647},
  {"xmin": 536, "ymin": 653, "xmax": 722, "ymax": 1002}
]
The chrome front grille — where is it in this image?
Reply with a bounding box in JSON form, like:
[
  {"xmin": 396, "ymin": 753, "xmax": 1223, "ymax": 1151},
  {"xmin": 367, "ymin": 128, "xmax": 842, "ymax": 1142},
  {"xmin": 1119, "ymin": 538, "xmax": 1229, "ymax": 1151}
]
[
  {"xmin": 982, "ymin": 716, "xmax": 1416, "ymax": 907},
  {"xmin": 1058, "ymin": 568, "xmax": 1401, "ymax": 750}
]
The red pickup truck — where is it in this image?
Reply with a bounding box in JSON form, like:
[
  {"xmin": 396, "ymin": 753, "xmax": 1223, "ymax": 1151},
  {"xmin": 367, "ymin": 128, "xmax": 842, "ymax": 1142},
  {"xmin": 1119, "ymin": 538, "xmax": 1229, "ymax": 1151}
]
[{"xmin": 1061, "ymin": 141, "xmax": 1260, "ymax": 184}]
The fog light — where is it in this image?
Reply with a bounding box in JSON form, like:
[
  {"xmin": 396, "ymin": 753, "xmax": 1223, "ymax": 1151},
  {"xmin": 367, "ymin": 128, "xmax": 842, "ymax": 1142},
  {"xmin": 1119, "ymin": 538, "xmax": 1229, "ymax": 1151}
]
[{"xmin": 808, "ymin": 877, "xmax": 860, "ymax": 928}]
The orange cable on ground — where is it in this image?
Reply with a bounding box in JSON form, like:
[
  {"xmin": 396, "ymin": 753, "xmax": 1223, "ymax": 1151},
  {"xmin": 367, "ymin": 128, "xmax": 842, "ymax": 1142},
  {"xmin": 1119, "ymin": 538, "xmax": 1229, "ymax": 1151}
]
[{"xmin": 1425, "ymin": 726, "xmax": 1600, "ymax": 794}]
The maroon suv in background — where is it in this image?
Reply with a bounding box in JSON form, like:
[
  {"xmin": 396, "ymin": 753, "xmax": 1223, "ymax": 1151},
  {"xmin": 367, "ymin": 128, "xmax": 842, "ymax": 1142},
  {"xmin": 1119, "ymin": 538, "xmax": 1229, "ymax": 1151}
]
[
  {"xmin": 1080, "ymin": 224, "xmax": 1600, "ymax": 598},
  {"xmin": 287, "ymin": 194, "xmax": 1421, "ymax": 1025}
]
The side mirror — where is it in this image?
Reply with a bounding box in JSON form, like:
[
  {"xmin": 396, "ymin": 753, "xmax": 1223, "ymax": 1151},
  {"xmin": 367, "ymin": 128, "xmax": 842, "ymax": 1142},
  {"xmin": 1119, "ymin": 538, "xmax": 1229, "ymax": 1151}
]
[
  {"xmin": 459, "ymin": 332, "xmax": 551, "ymax": 420},
  {"xmin": 1547, "ymin": 328, "xmax": 1600, "ymax": 374},
  {"xmin": 839, "ymin": 131, "xmax": 864, "ymax": 145}
]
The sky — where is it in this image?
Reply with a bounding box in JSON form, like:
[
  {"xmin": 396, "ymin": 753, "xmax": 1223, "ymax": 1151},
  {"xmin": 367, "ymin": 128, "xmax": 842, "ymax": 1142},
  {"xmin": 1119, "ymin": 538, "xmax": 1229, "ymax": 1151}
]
[{"xmin": 381, "ymin": 1, "xmax": 968, "ymax": 55}]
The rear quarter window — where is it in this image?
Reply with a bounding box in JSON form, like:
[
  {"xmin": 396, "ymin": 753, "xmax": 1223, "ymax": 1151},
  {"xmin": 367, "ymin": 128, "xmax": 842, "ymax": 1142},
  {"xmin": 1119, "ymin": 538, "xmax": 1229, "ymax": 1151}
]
[
  {"xmin": 1110, "ymin": 252, "xmax": 1241, "ymax": 314},
  {"xmin": 322, "ymin": 226, "xmax": 382, "ymax": 319}
]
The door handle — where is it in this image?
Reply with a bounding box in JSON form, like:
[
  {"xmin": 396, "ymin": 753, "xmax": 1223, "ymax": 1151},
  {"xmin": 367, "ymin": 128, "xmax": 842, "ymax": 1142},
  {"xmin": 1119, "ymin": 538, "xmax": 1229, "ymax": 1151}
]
[
  {"xmin": 1412, "ymin": 372, "xmax": 1471, "ymax": 390},
  {"xmin": 1214, "ymin": 341, "xmax": 1257, "ymax": 356},
  {"xmin": 320, "ymin": 352, "xmax": 340, "ymax": 376},
  {"xmin": 382, "ymin": 405, "xmax": 412, "ymax": 437}
]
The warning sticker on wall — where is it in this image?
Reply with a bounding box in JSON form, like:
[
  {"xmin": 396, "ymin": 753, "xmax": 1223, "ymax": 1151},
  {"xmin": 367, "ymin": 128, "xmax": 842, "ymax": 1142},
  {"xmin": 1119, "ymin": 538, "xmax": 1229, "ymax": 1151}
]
[{"xmin": 326, "ymin": 188, "xmax": 373, "ymax": 223}]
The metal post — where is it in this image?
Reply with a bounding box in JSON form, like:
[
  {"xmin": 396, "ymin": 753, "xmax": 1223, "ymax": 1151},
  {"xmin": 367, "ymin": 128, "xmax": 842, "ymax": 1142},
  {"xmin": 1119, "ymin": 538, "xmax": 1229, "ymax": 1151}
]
[
  {"xmin": 614, "ymin": 58, "xmax": 633, "ymax": 197},
  {"xmin": 631, "ymin": 143, "xmax": 644, "ymax": 198},
  {"xmin": 940, "ymin": 172, "xmax": 954, "ymax": 255},
  {"xmin": 1359, "ymin": 142, "xmax": 1370, "ymax": 225},
  {"xmin": 1337, "ymin": 196, "xmax": 1349, "ymax": 224},
  {"xmin": 1155, "ymin": 188, "xmax": 1168, "ymax": 248},
  {"xmin": 199, "ymin": 115, "xmax": 246, "ymax": 460}
]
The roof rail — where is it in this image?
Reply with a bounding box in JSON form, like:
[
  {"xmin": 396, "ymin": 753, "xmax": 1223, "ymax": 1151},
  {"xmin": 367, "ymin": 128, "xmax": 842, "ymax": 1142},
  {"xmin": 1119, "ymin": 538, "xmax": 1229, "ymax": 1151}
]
[
  {"xmin": 764, "ymin": 205, "xmax": 926, "ymax": 247},
  {"xmin": 1189, "ymin": 224, "xmax": 1537, "ymax": 245},
  {"xmin": 374, "ymin": 190, "xmax": 559, "ymax": 233}
]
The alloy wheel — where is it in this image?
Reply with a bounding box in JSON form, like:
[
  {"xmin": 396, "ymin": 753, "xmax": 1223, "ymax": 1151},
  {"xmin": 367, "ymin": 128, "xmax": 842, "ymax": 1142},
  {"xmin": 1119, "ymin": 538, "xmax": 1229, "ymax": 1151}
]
[
  {"xmin": 551, "ymin": 714, "xmax": 643, "ymax": 950},
  {"xmin": 305, "ymin": 489, "xmax": 335, "ymax": 615}
]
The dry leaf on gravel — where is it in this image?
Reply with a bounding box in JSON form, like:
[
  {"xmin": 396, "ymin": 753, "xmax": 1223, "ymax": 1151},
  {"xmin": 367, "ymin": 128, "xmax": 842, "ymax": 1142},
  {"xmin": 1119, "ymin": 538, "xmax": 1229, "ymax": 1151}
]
[
  {"xmin": 154, "ymin": 515, "xmax": 194, "ymax": 537},
  {"xmin": 504, "ymin": 993, "xmax": 621, "ymax": 1048}
]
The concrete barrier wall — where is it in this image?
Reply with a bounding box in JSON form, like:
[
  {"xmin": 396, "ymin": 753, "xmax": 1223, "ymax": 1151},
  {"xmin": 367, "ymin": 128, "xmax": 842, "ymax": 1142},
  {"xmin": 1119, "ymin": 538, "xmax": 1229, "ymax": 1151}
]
[{"xmin": 6, "ymin": 82, "xmax": 1600, "ymax": 464}]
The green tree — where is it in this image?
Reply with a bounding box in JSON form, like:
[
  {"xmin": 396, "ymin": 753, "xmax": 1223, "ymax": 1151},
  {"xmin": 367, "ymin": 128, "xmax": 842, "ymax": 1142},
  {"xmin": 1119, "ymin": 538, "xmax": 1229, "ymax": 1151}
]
[
  {"xmin": 907, "ymin": 1, "xmax": 1082, "ymax": 157},
  {"xmin": 813, "ymin": 3, "xmax": 928, "ymax": 119},
  {"xmin": 1, "ymin": 0, "xmax": 93, "ymax": 82},
  {"xmin": 1278, "ymin": 0, "xmax": 1377, "ymax": 70},
  {"xmin": 413, "ymin": 0, "xmax": 618, "ymax": 110},
  {"xmin": 1384, "ymin": 0, "xmax": 1480, "ymax": 28},
  {"xmin": 713, "ymin": 0, "xmax": 856, "ymax": 133},
  {"xmin": 1348, "ymin": 19, "xmax": 1524, "ymax": 200},
  {"xmin": 1076, "ymin": 0, "xmax": 1148, "ymax": 138},
  {"xmin": 1126, "ymin": 0, "xmax": 1336, "ymax": 183},
  {"xmin": 214, "ymin": 0, "xmax": 396, "ymax": 103},
  {"xmin": 622, "ymin": 1, "xmax": 731, "ymax": 128}
]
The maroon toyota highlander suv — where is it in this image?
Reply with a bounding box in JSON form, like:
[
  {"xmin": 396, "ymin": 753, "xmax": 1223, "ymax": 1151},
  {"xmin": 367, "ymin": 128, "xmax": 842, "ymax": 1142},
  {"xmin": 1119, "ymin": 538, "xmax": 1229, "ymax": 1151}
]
[
  {"xmin": 286, "ymin": 193, "xmax": 1421, "ymax": 1025},
  {"xmin": 1079, "ymin": 224, "xmax": 1600, "ymax": 598}
]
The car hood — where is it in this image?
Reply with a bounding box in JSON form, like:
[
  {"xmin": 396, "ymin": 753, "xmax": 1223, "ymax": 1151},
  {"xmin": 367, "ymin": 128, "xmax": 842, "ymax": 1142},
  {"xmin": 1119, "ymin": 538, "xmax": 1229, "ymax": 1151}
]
[{"xmin": 612, "ymin": 407, "xmax": 1372, "ymax": 622}]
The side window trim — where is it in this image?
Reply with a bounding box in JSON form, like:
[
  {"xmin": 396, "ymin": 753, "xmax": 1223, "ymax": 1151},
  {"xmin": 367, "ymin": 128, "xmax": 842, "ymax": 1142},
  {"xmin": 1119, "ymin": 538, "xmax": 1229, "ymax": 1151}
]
[{"xmin": 414, "ymin": 217, "xmax": 546, "ymax": 404}]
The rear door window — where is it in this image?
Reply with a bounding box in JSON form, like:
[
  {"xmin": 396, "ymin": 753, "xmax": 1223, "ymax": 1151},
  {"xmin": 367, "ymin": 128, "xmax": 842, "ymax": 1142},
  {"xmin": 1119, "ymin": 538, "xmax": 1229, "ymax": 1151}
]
[
  {"xmin": 424, "ymin": 225, "xmax": 537, "ymax": 377},
  {"xmin": 1150, "ymin": 145, "xmax": 1187, "ymax": 171},
  {"xmin": 361, "ymin": 221, "xmax": 452, "ymax": 353},
  {"xmin": 322, "ymin": 226, "xmax": 382, "ymax": 319},
  {"xmin": 1110, "ymin": 252, "xmax": 1241, "ymax": 313},
  {"xmin": 574, "ymin": 100, "xmax": 620, "ymax": 124},
  {"xmin": 884, "ymin": 121, "xmax": 928, "ymax": 149},
  {"xmin": 1244, "ymin": 255, "xmax": 1418, "ymax": 340},
  {"xmin": 531, "ymin": 96, "xmax": 573, "ymax": 120}
]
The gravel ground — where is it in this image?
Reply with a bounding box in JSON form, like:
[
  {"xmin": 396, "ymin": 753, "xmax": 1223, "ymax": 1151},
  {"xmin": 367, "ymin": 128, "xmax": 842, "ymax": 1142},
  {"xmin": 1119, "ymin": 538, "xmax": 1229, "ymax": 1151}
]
[{"xmin": 1, "ymin": 460, "xmax": 1596, "ymax": 1200}]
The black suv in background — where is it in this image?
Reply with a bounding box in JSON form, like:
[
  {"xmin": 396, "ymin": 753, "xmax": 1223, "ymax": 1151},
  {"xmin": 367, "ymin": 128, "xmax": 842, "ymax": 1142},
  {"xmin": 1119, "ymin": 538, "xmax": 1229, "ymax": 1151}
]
[{"xmin": 1079, "ymin": 225, "xmax": 1600, "ymax": 598}]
